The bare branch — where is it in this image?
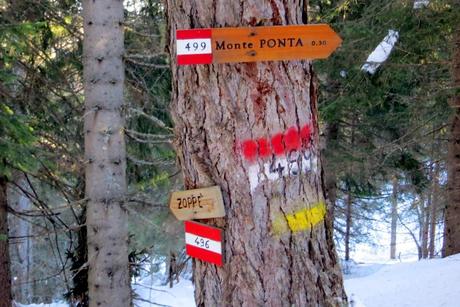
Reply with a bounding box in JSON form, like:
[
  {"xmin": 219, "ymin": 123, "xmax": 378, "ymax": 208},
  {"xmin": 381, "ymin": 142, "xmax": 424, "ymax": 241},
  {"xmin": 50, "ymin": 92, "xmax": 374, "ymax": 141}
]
[
  {"xmin": 125, "ymin": 57, "xmax": 169, "ymax": 69},
  {"xmin": 125, "ymin": 129, "xmax": 173, "ymax": 144},
  {"xmin": 127, "ymin": 154, "xmax": 175, "ymax": 166},
  {"xmin": 129, "ymin": 108, "xmax": 173, "ymax": 131},
  {"xmin": 126, "ymin": 197, "xmax": 168, "ymax": 208}
]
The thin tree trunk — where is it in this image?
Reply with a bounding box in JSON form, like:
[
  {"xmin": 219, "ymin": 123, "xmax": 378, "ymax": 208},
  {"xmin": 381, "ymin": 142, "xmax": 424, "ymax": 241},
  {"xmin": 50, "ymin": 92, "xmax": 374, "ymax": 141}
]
[
  {"xmin": 345, "ymin": 187, "xmax": 352, "ymax": 261},
  {"xmin": 390, "ymin": 176, "xmax": 398, "ymax": 259},
  {"xmin": 0, "ymin": 176, "xmax": 12, "ymax": 307},
  {"xmin": 415, "ymin": 196, "xmax": 425, "ymax": 260},
  {"xmin": 422, "ymin": 201, "xmax": 430, "ymax": 259},
  {"xmin": 344, "ymin": 117, "xmax": 356, "ymax": 262},
  {"xmin": 166, "ymin": 2, "xmax": 346, "ymax": 306},
  {"xmin": 419, "ymin": 194, "xmax": 430, "ymax": 259},
  {"xmin": 429, "ymin": 162, "xmax": 440, "ymax": 258},
  {"xmin": 83, "ymin": 1, "xmax": 130, "ymax": 306},
  {"xmin": 444, "ymin": 19, "xmax": 460, "ymax": 257},
  {"xmin": 7, "ymin": 175, "xmax": 33, "ymax": 303},
  {"xmin": 322, "ymin": 123, "xmax": 339, "ymax": 229}
]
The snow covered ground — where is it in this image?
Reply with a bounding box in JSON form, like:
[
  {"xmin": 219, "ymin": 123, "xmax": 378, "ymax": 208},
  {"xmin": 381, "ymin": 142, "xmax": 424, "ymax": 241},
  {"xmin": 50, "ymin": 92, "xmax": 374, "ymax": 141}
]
[
  {"xmin": 18, "ymin": 253, "xmax": 460, "ymax": 307},
  {"xmin": 15, "ymin": 303, "xmax": 68, "ymax": 307},
  {"xmin": 132, "ymin": 253, "xmax": 460, "ymax": 307},
  {"xmin": 344, "ymin": 253, "xmax": 460, "ymax": 307},
  {"xmin": 133, "ymin": 276, "xmax": 194, "ymax": 307}
]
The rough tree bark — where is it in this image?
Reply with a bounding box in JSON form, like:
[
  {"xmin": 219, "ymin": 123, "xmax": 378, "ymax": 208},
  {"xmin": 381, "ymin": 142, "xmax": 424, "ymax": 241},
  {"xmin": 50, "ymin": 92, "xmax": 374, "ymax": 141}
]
[
  {"xmin": 444, "ymin": 21, "xmax": 460, "ymax": 257},
  {"xmin": 390, "ymin": 176, "xmax": 398, "ymax": 260},
  {"xmin": 166, "ymin": 1, "xmax": 346, "ymax": 306},
  {"xmin": 0, "ymin": 176, "xmax": 12, "ymax": 307},
  {"xmin": 83, "ymin": 1, "xmax": 130, "ymax": 306}
]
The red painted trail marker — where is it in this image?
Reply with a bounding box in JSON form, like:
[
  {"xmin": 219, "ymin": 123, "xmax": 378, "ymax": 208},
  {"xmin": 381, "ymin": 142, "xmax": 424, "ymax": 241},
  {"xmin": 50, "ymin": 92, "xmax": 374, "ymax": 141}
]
[
  {"xmin": 185, "ymin": 221, "xmax": 223, "ymax": 266},
  {"xmin": 240, "ymin": 124, "xmax": 312, "ymax": 162}
]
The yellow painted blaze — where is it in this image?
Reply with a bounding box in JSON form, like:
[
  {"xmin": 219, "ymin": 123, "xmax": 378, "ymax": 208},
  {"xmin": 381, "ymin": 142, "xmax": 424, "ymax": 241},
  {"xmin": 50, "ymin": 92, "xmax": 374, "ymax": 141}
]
[{"xmin": 273, "ymin": 202, "xmax": 326, "ymax": 234}]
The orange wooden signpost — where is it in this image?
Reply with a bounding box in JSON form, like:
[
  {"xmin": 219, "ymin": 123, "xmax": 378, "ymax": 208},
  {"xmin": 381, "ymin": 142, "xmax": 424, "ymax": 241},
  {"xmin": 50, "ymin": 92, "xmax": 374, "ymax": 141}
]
[{"xmin": 176, "ymin": 24, "xmax": 342, "ymax": 65}]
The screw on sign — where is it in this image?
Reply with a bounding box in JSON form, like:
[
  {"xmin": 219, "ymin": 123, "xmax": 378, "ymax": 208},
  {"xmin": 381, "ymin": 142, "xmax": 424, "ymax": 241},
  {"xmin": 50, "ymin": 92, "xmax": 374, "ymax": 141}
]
[{"xmin": 185, "ymin": 221, "xmax": 223, "ymax": 266}]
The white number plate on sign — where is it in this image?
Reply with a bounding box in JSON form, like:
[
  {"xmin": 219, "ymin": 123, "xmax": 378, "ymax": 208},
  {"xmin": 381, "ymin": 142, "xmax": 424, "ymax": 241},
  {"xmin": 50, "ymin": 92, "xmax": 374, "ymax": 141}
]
[
  {"xmin": 185, "ymin": 233, "xmax": 221, "ymax": 254},
  {"xmin": 184, "ymin": 220, "xmax": 223, "ymax": 266},
  {"xmin": 177, "ymin": 39, "xmax": 211, "ymax": 55}
]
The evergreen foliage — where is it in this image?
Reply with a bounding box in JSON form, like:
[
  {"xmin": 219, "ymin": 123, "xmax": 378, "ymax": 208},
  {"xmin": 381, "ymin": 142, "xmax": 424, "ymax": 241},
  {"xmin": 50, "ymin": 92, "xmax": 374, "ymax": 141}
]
[
  {"xmin": 0, "ymin": 0, "xmax": 458, "ymax": 302},
  {"xmin": 311, "ymin": 0, "xmax": 457, "ymax": 255}
]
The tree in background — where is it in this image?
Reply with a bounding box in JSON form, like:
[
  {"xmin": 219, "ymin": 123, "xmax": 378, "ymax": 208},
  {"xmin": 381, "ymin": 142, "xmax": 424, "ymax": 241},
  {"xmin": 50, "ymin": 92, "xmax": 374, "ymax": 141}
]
[
  {"xmin": 82, "ymin": 0, "xmax": 130, "ymax": 305},
  {"xmin": 1, "ymin": 0, "xmax": 178, "ymax": 304},
  {"xmin": 312, "ymin": 0, "xmax": 455, "ymax": 259},
  {"xmin": 444, "ymin": 17, "xmax": 460, "ymax": 257},
  {"xmin": 166, "ymin": 0, "xmax": 346, "ymax": 305},
  {"xmin": 1, "ymin": 7, "xmax": 41, "ymax": 304},
  {"xmin": 0, "ymin": 176, "xmax": 12, "ymax": 306}
]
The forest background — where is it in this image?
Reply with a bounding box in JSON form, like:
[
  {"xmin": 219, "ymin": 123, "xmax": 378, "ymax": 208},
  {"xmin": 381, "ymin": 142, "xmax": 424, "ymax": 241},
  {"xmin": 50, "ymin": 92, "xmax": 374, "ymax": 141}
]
[{"xmin": 0, "ymin": 0, "xmax": 458, "ymax": 304}]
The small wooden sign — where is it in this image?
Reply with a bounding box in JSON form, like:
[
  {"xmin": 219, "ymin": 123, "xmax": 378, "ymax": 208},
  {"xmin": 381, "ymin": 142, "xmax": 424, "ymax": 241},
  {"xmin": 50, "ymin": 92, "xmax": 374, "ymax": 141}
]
[
  {"xmin": 176, "ymin": 24, "xmax": 342, "ymax": 65},
  {"xmin": 169, "ymin": 186, "xmax": 225, "ymax": 221},
  {"xmin": 185, "ymin": 220, "xmax": 223, "ymax": 266}
]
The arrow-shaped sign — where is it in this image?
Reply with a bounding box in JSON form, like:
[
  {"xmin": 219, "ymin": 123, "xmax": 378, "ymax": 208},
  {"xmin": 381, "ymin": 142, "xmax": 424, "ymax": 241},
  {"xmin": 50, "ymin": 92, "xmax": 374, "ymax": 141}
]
[
  {"xmin": 176, "ymin": 24, "xmax": 342, "ymax": 65},
  {"xmin": 169, "ymin": 186, "xmax": 225, "ymax": 221}
]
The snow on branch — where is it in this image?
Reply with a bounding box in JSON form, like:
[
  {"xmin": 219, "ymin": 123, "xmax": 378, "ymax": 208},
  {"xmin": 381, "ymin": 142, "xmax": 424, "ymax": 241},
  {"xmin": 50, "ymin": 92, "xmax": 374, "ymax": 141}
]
[
  {"xmin": 414, "ymin": 0, "xmax": 429, "ymax": 9},
  {"xmin": 361, "ymin": 30, "xmax": 399, "ymax": 75}
]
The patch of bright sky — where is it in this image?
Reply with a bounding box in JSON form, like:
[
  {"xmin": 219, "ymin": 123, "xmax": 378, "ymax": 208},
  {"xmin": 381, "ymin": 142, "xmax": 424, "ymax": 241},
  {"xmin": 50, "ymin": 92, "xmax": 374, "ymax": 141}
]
[{"xmin": 124, "ymin": 0, "xmax": 144, "ymax": 13}]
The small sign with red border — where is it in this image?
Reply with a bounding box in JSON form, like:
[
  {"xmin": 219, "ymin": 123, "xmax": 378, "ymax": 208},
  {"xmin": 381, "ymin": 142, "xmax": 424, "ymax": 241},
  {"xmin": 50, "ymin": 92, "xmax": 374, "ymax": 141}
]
[
  {"xmin": 176, "ymin": 29, "xmax": 213, "ymax": 65},
  {"xmin": 185, "ymin": 220, "xmax": 223, "ymax": 266}
]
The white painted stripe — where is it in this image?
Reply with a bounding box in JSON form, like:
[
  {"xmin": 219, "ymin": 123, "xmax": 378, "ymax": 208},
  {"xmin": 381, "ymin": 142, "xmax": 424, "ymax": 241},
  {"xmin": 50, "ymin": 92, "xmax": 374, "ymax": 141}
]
[
  {"xmin": 185, "ymin": 233, "xmax": 221, "ymax": 254},
  {"xmin": 177, "ymin": 38, "xmax": 212, "ymax": 55},
  {"xmin": 248, "ymin": 153, "xmax": 318, "ymax": 191},
  {"xmin": 248, "ymin": 164, "xmax": 260, "ymax": 192}
]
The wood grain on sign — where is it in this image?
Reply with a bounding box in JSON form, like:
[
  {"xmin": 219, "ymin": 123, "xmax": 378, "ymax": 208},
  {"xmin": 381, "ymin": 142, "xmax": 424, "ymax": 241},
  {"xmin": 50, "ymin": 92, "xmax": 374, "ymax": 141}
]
[
  {"xmin": 169, "ymin": 186, "xmax": 225, "ymax": 220},
  {"xmin": 212, "ymin": 24, "xmax": 342, "ymax": 63}
]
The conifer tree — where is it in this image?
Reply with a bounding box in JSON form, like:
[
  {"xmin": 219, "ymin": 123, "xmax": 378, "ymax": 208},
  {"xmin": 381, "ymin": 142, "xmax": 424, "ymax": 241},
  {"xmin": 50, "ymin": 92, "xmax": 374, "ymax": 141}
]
[
  {"xmin": 82, "ymin": 0, "xmax": 130, "ymax": 305},
  {"xmin": 166, "ymin": 1, "xmax": 346, "ymax": 305}
]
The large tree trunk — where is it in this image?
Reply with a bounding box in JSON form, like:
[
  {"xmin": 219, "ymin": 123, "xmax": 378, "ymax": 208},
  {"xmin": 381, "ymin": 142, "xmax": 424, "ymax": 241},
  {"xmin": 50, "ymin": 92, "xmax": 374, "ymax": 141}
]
[
  {"xmin": 166, "ymin": 1, "xmax": 346, "ymax": 306},
  {"xmin": 390, "ymin": 176, "xmax": 398, "ymax": 260},
  {"xmin": 0, "ymin": 176, "xmax": 12, "ymax": 307},
  {"xmin": 83, "ymin": 1, "xmax": 130, "ymax": 306},
  {"xmin": 444, "ymin": 21, "xmax": 460, "ymax": 257}
]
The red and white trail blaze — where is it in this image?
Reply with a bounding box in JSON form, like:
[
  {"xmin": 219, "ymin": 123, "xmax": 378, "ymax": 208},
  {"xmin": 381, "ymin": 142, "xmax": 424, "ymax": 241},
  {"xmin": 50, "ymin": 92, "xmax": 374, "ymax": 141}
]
[
  {"xmin": 176, "ymin": 29, "xmax": 212, "ymax": 65},
  {"xmin": 238, "ymin": 124, "xmax": 317, "ymax": 191},
  {"xmin": 184, "ymin": 221, "xmax": 223, "ymax": 266}
]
